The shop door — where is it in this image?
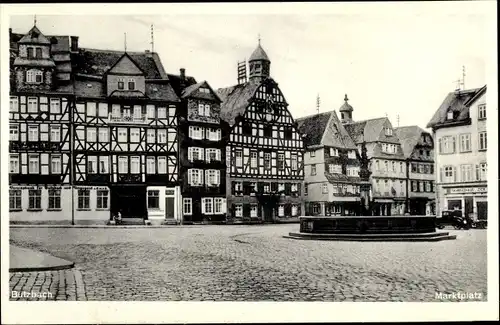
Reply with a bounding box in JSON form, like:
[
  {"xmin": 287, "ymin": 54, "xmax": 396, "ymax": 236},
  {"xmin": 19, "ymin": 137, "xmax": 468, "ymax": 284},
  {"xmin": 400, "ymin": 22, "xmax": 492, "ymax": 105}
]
[
  {"xmin": 477, "ymin": 202, "xmax": 487, "ymax": 220},
  {"xmin": 465, "ymin": 197, "xmax": 474, "ymax": 218},
  {"xmin": 165, "ymin": 197, "xmax": 175, "ymax": 219}
]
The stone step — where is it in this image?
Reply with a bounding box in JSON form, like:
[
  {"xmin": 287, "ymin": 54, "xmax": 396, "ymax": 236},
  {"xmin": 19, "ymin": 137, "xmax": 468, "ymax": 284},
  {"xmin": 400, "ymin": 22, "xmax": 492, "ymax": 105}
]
[{"xmin": 285, "ymin": 232, "xmax": 457, "ymax": 242}]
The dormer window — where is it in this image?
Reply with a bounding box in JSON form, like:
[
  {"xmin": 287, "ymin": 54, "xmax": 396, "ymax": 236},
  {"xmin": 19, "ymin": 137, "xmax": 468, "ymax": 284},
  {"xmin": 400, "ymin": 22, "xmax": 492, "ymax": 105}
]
[
  {"xmin": 447, "ymin": 110, "xmax": 454, "ymax": 120},
  {"xmin": 118, "ymin": 78, "xmax": 124, "ymax": 90},
  {"xmin": 26, "ymin": 69, "xmax": 43, "ymax": 84},
  {"xmin": 128, "ymin": 79, "xmax": 135, "ymax": 90},
  {"xmin": 385, "ymin": 127, "xmax": 393, "ymax": 136}
]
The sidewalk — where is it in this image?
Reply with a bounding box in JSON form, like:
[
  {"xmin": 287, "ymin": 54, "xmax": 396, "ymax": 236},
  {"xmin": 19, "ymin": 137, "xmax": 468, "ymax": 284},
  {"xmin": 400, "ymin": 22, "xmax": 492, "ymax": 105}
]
[{"xmin": 9, "ymin": 245, "xmax": 74, "ymax": 272}]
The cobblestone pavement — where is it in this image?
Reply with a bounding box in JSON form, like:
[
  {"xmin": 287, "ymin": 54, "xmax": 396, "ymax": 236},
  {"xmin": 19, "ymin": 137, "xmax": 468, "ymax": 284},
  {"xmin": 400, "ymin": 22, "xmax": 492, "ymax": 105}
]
[
  {"xmin": 9, "ymin": 269, "xmax": 87, "ymax": 301},
  {"xmin": 10, "ymin": 225, "xmax": 487, "ymax": 301}
]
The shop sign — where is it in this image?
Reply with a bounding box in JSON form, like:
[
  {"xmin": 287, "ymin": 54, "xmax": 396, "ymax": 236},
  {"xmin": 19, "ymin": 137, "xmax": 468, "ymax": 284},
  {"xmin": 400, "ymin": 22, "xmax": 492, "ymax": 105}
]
[{"xmin": 447, "ymin": 187, "xmax": 487, "ymax": 195}]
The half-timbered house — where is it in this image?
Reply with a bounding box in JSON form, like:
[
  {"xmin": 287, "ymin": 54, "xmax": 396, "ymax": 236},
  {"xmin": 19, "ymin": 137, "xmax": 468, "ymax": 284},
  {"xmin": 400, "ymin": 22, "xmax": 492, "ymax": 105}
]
[
  {"xmin": 216, "ymin": 42, "xmax": 305, "ymax": 223},
  {"xmin": 71, "ymin": 47, "xmax": 181, "ymax": 224},
  {"xmin": 169, "ymin": 70, "xmax": 228, "ymax": 224},
  {"xmin": 297, "ymin": 105, "xmax": 362, "ymax": 216},
  {"xmin": 9, "ymin": 26, "xmax": 75, "ymax": 223}
]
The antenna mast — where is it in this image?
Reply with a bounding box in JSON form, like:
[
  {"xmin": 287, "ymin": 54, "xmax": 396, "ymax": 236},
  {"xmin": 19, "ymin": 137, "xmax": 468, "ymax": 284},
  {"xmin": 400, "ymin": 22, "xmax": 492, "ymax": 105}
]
[
  {"xmin": 151, "ymin": 24, "xmax": 155, "ymax": 53},
  {"xmin": 34, "ymin": 15, "xmax": 37, "ymax": 26},
  {"xmin": 397, "ymin": 114, "xmax": 400, "ymax": 127},
  {"xmin": 462, "ymin": 65, "xmax": 466, "ymax": 90},
  {"xmin": 124, "ymin": 33, "xmax": 127, "ymax": 52},
  {"xmin": 316, "ymin": 94, "xmax": 320, "ymax": 115}
]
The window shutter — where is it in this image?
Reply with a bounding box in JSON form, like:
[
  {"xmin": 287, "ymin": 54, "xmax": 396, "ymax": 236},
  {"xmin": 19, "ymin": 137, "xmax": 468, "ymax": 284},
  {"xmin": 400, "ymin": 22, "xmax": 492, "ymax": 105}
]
[
  {"xmin": 438, "ymin": 138, "xmax": 442, "ymax": 154},
  {"xmin": 188, "ymin": 127, "xmax": 193, "ymax": 138},
  {"xmin": 200, "ymin": 148, "xmax": 205, "ymax": 161},
  {"xmin": 201, "ymin": 198, "xmax": 206, "ymax": 214},
  {"xmin": 452, "ymin": 166, "xmax": 457, "ymax": 182},
  {"xmin": 216, "ymin": 170, "xmax": 220, "ymax": 185},
  {"xmin": 205, "ymin": 171, "xmax": 210, "ymax": 186},
  {"xmin": 217, "ymin": 149, "xmax": 221, "ymax": 161},
  {"xmin": 188, "ymin": 148, "xmax": 193, "ymax": 161},
  {"xmin": 188, "ymin": 170, "xmax": 192, "ymax": 185},
  {"xmin": 452, "ymin": 136, "xmax": 456, "ymax": 153}
]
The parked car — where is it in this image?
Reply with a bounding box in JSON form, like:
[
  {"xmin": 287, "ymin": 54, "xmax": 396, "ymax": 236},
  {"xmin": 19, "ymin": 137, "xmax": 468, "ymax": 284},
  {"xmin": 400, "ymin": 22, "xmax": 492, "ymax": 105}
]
[{"xmin": 436, "ymin": 210, "xmax": 473, "ymax": 230}]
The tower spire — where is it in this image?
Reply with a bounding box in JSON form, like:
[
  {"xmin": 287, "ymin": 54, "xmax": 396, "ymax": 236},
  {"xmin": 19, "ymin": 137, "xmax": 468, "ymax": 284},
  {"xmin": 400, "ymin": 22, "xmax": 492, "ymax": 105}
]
[
  {"xmin": 34, "ymin": 15, "xmax": 37, "ymax": 26},
  {"xmin": 258, "ymin": 33, "xmax": 261, "ymax": 45}
]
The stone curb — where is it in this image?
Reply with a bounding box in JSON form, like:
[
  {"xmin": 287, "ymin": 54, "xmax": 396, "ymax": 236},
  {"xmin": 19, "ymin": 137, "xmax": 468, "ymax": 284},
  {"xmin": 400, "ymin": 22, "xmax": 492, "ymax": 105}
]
[
  {"xmin": 9, "ymin": 262, "xmax": 75, "ymax": 272},
  {"xmin": 9, "ymin": 223, "xmax": 298, "ymax": 228}
]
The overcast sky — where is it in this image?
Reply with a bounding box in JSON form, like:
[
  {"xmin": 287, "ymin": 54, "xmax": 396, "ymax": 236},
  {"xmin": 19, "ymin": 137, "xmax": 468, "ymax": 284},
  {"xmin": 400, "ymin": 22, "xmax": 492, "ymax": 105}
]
[{"xmin": 7, "ymin": 3, "xmax": 494, "ymax": 130}]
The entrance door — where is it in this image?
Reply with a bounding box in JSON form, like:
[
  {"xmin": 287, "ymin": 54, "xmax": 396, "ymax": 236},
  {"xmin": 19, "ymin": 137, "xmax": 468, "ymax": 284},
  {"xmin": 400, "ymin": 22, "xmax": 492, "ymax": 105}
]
[
  {"xmin": 477, "ymin": 201, "xmax": 487, "ymax": 220},
  {"xmin": 263, "ymin": 205, "xmax": 274, "ymax": 222},
  {"xmin": 165, "ymin": 197, "xmax": 175, "ymax": 219},
  {"xmin": 465, "ymin": 197, "xmax": 474, "ymax": 218}
]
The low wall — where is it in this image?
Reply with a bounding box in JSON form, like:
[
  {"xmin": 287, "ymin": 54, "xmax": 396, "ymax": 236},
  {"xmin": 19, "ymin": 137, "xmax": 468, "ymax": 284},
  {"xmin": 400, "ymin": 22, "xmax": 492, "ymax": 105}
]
[{"xmin": 299, "ymin": 215, "xmax": 437, "ymax": 234}]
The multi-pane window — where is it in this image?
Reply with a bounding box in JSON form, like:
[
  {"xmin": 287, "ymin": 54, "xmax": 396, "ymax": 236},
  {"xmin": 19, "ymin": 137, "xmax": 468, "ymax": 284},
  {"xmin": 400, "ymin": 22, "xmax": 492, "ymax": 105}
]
[
  {"xmin": 76, "ymin": 189, "xmax": 90, "ymax": 209},
  {"xmin": 48, "ymin": 189, "xmax": 61, "ymax": 209},
  {"xmin": 207, "ymin": 128, "xmax": 221, "ymax": 141},
  {"xmin": 213, "ymin": 197, "xmax": 224, "ymax": 213},
  {"xmin": 127, "ymin": 78, "xmax": 135, "ymax": 90},
  {"xmin": 330, "ymin": 148, "xmax": 339, "ymax": 157},
  {"xmin": 10, "ymin": 154, "xmax": 19, "ymax": 173},
  {"xmin": 264, "ymin": 153, "xmax": 271, "ymax": 169},
  {"xmin": 28, "ymin": 155, "xmax": 39, "ymax": 174},
  {"xmin": 27, "ymin": 97, "xmax": 38, "ymax": 112},
  {"xmin": 198, "ymin": 104, "xmax": 204, "ymax": 116},
  {"xmin": 189, "ymin": 126, "xmax": 204, "ymax": 140},
  {"xmin": 183, "ymin": 198, "xmax": 192, "ymax": 215},
  {"xmin": 10, "ymin": 190, "xmax": 22, "ymax": 210},
  {"xmin": 118, "ymin": 78, "xmax": 124, "ymax": 90},
  {"xmin": 310, "ymin": 151, "xmax": 315, "ymax": 158},
  {"xmin": 188, "ymin": 147, "xmax": 203, "ymax": 162},
  {"xmin": 322, "ymin": 183, "xmax": 328, "ymax": 194},
  {"xmin": 234, "ymin": 204, "xmax": 243, "ymax": 218},
  {"xmin": 478, "ymin": 132, "xmax": 487, "ymax": 150},
  {"xmin": 385, "ymin": 127, "xmax": 393, "ymax": 136},
  {"xmin": 50, "ymin": 98, "xmax": 60, "ymax": 114},
  {"xmin": 86, "ymin": 102, "xmax": 96, "ymax": 116},
  {"xmin": 146, "ymin": 157, "xmax": 156, "ymax": 174},
  {"xmin": 439, "ymin": 136, "xmax": 456, "ymax": 154},
  {"xmin": 130, "ymin": 128, "xmax": 140, "ymax": 143},
  {"xmin": 201, "ymin": 198, "xmax": 214, "ymax": 214},
  {"xmin": 10, "ymin": 124, "xmax": 19, "ymax": 141},
  {"xmin": 51, "ymin": 155, "xmax": 62, "ymax": 174},
  {"xmin": 263, "ymin": 183, "xmax": 270, "ymax": 193},
  {"xmin": 478, "ymin": 163, "xmax": 487, "ymax": 180},
  {"xmin": 157, "ymin": 129, "xmax": 167, "ymax": 143},
  {"xmin": 87, "ymin": 156, "xmax": 97, "ymax": 174},
  {"xmin": 250, "ymin": 151, "xmax": 258, "ymax": 168},
  {"xmin": 443, "ymin": 166, "xmax": 455, "ymax": 183},
  {"xmin": 311, "ymin": 164, "xmax": 317, "ymax": 176},
  {"xmin": 250, "ymin": 205, "xmax": 258, "ymax": 218},
  {"xmin": 99, "ymin": 128, "xmax": 109, "ymax": 143},
  {"xmin": 96, "ymin": 190, "xmax": 109, "ymax": 209},
  {"xmin": 49, "ymin": 125, "xmax": 61, "ymax": 142},
  {"xmin": 29, "ymin": 189, "xmax": 42, "ymax": 209},
  {"xmin": 99, "ymin": 156, "xmax": 109, "ymax": 173},
  {"xmin": 419, "ymin": 182, "xmax": 424, "ymax": 192},
  {"xmin": 206, "ymin": 169, "xmax": 220, "ymax": 186},
  {"xmin": 158, "ymin": 157, "xmax": 167, "ymax": 174},
  {"xmin": 188, "ymin": 169, "xmax": 203, "ymax": 186},
  {"xmin": 147, "ymin": 190, "xmax": 159, "ymax": 209},
  {"xmin": 278, "ymin": 205, "xmax": 285, "ymax": 217},
  {"xmin": 10, "ymin": 96, "xmax": 18, "ymax": 112},
  {"xmin": 460, "ymin": 164, "xmax": 473, "ymax": 182},
  {"xmin": 118, "ymin": 128, "xmax": 127, "ymax": 142},
  {"xmin": 277, "ymin": 153, "xmax": 285, "ymax": 170},
  {"xmin": 87, "ymin": 127, "xmax": 97, "ymax": 142},
  {"xmin": 118, "ymin": 156, "xmax": 128, "ymax": 173},
  {"xmin": 147, "ymin": 105, "xmax": 155, "ymax": 119},
  {"xmin": 157, "ymin": 107, "xmax": 167, "ymax": 119},
  {"xmin": 478, "ymin": 104, "xmax": 486, "ymax": 119},
  {"xmin": 133, "ymin": 105, "xmax": 141, "ymax": 118},
  {"xmin": 98, "ymin": 103, "xmax": 108, "ymax": 117},
  {"xmin": 235, "ymin": 150, "xmax": 243, "ymax": 167},
  {"xmin": 459, "ymin": 134, "xmax": 471, "ymax": 152},
  {"xmin": 329, "ymin": 164, "xmax": 342, "ymax": 174},
  {"xmin": 291, "ymin": 154, "xmax": 298, "ymax": 171},
  {"xmin": 28, "ymin": 125, "xmax": 38, "ymax": 141},
  {"xmin": 130, "ymin": 156, "xmax": 140, "ymax": 174},
  {"xmin": 27, "ymin": 70, "xmax": 43, "ymax": 83}
]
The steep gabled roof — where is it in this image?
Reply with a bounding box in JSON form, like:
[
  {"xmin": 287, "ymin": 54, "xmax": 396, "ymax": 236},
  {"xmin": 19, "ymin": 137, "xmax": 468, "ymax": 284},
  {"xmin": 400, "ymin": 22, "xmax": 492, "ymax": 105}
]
[
  {"xmin": 296, "ymin": 112, "xmax": 331, "ymax": 147},
  {"xmin": 344, "ymin": 117, "xmax": 389, "ymax": 143},
  {"xmin": 106, "ymin": 52, "xmax": 145, "ymax": 76},
  {"xmin": 216, "ymin": 81, "xmax": 261, "ymax": 126},
  {"xmin": 182, "ymin": 81, "xmax": 222, "ymax": 102},
  {"xmin": 426, "ymin": 85, "xmax": 486, "ymax": 129},
  {"xmin": 394, "ymin": 125, "xmax": 428, "ymax": 158},
  {"xmin": 71, "ymin": 48, "xmax": 163, "ymax": 79},
  {"xmin": 18, "ymin": 26, "xmax": 51, "ymax": 44},
  {"xmin": 296, "ymin": 110, "xmax": 357, "ymax": 149},
  {"xmin": 167, "ymin": 73, "xmax": 197, "ymax": 97}
]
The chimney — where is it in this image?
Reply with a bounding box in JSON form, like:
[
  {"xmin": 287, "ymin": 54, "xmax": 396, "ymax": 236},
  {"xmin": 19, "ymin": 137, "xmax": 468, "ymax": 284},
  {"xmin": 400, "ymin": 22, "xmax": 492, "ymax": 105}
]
[
  {"xmin": 9, "ymin": 28, "xmax": 12, "ymax": 38},
  {"xmin": 70, "ymin": 36, "xmax": 79, "ymax": 52},
  {"xmin": 180, "ymin": 68, "xmax": 186, "ymax": 89},
  {"xmin": 145, "ymin": 49, "xmax": 152, "ymax": 57}
]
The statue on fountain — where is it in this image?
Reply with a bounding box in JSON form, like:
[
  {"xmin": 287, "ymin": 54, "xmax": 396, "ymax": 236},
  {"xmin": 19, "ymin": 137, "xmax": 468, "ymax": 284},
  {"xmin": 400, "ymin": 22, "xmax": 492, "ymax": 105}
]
[{"xmin": 358, "ymin": 140, "xmax": 372, "ymax": 216}]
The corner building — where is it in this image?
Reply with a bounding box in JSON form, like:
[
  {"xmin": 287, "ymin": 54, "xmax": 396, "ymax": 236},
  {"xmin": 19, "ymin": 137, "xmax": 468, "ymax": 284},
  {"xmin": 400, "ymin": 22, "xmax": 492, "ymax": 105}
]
[{"xmin": 216, "ymin": 42, "xmax": 305, "ymax": 223}]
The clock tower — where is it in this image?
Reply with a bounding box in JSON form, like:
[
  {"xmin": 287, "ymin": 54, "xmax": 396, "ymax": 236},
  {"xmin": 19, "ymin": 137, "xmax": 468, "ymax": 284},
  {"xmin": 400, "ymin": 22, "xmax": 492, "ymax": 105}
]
[{"xmin": 248, "ymin": 39, "xmax": 270, "ymax": 83}]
